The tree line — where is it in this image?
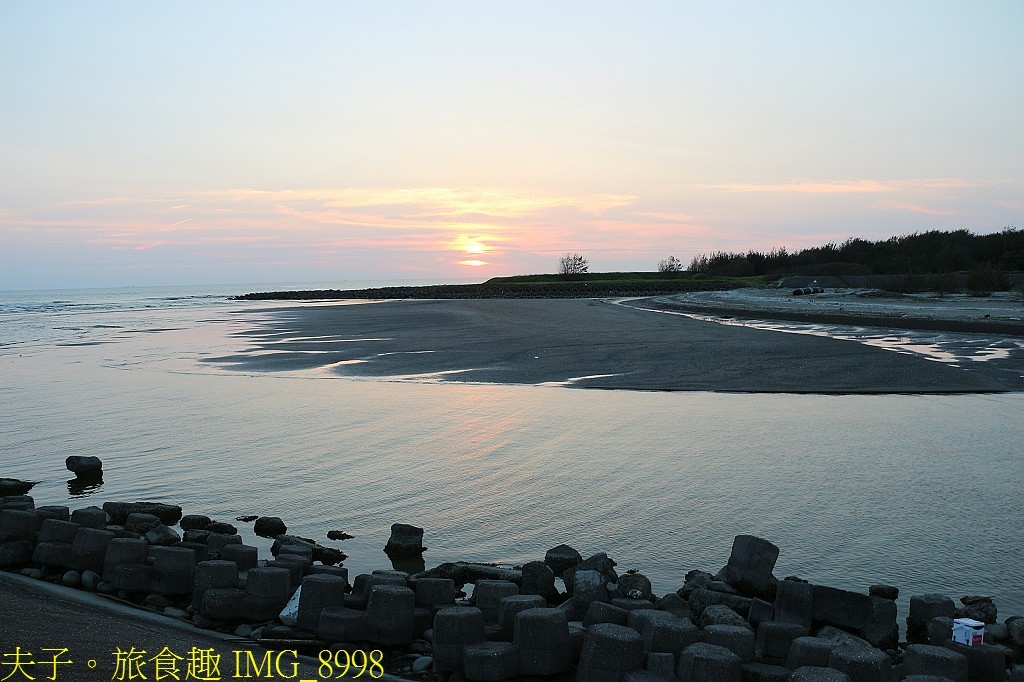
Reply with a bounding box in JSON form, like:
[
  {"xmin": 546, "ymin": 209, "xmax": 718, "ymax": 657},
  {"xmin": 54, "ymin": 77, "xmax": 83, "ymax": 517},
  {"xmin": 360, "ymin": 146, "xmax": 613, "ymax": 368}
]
[{"xmin": 686, "ymin": 227, "xmax": 1024, "ymax": 278}]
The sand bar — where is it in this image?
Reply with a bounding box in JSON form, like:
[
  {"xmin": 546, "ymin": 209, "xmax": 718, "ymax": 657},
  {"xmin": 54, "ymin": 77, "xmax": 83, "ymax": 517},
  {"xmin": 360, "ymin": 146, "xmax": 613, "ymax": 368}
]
[{"xmin": 219, "ymin": 297, "xmax": 1023, "ymax": 393}]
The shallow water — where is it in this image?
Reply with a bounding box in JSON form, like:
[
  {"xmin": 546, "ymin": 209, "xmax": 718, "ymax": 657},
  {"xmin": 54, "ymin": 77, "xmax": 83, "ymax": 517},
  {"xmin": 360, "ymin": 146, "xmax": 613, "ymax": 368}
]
[{"xmin": 2, "ymin": 287, "xmax": 1023, "ymax": 625}]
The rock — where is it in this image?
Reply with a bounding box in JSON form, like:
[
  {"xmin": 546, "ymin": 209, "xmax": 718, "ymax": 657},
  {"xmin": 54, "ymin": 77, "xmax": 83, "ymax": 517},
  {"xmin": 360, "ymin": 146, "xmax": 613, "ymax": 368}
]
[
  {"xmin": 869, "ymin": 584, "xmax": 900, "ymax": 600},
  {"xmin": 179, "ymin": 515, "xmax": 212, "ymax": 530},
  {"xmin": 164, "ymin": 607, "xmax": 189, "ymax": 619},
  {"xmin": 254, "ymin": 516, "xmax": 287, "ymax": 538},
  {"xmin": 62, "ymin": 570, "xmax": 81, "ymax": 587},
  {"xmin": 412, "ymin": 656, "xmax": 433, "ymax": 672},
  {"xmin": 698, "ymin": 604, "xmax": 752, "ymax": 630},
  {"xmin": 205, "ymin": 521, "xmax": 237, "ymax": 535},
  {"xmin": 145, "ymin": 594, "xmax": 173, "ymax": 610},
  {"xmin": 716, "ymin": 535, "xmax": 780, "ymax": 600},
  {"xmin": 327, "ymin": 530, "xmax": 354, "ymax": 541},
  {"xmin": 81, "ymin": 570, "xmax": 101, "ymax": 591},
  {"xmin": 957, "ymin": 595, "xmax": 997, "ymax": 624},
  {"xmin": 315, "ymin": 546, "xmax": 347, "ymax": 566},
  {"xmin": 125, "ymin": 513, "xmax": 162, "ymax": 534},
  {"xmin": 66, "ymin": 456, "xmax": 103, "ymax": 476},
  {"xmin": 235, "ymin": 624, "xmax": 254, "ymax": 638},
  {"xmin": 412, "ymin": 561, "xmax": 522, "ymax": 586},
  {"xmin": 563, "ymin": 552, "xmax": 617, "ymax": 595},
  {"xmin": 521, "ymin": 560, "xmax": 558, "ymax": 601},
  {"xmin": 235, "ymin": 515, "xmax": 257, "ymax": 523},
  {"xmin": 709, "ymin": 581, "xmax": 738, "ymax": 595},
  {"xmin": 572, "ymin": 569, "xmax": 611, "ymax": 606},
  {"xmin": 96, "ymin": 581, "xmax": 116, "ymax": 595},
  {"xmin": 679, "ymin": 570, "xmax": 714, "ymax": 599},
  {"xmin": 617, "ymin": 572, "xmax": 654, "ymax": 601},
  {"xmin": 384, "ymin": 523, "xmax": 425, "ymax": 556},
  {"xmin": 688, "ymin": 588, "xmax": 753, "ymax": 621},
  {"xmin": 144, "ymin": 525, "xmax": 181, "ymax": 546},
  {"xmin": 987, "ymin": 622, "xmax": 1009, "ymax": 641},
  {"xmin": 182, "ymin": 529, "xmax": 210, "ymax": 544},
  {"xmin": 0, "ymin": 479, "xmax": 37, "ymax": 496},
  {"xmin": 102, "ymin": 502, "xmax": 182, "ymax": 526},
  {"xmin": 0, "ymin": 496, "xmax": 35, "ymax": 511},
  {"xmin": 544, "ymin": 544, "xmax": 582, "ymax": 576}
]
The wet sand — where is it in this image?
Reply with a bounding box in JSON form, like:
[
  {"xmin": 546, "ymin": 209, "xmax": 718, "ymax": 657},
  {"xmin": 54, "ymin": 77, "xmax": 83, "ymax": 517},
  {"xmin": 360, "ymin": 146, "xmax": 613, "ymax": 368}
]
[{"xmin": 218, "ymin": 297, "xmax": 1022, "ymax": 392}]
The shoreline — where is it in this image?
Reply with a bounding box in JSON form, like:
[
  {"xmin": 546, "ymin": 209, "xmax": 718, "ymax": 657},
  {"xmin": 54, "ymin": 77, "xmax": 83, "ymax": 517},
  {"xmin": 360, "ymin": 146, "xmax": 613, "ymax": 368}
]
[{"xmin": 221, "ymin": 297, "xmax": 1024, "ymax": 393}]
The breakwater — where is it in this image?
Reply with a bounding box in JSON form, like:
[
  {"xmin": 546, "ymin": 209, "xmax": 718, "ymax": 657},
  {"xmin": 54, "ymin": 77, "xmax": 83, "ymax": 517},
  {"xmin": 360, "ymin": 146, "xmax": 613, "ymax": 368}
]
[
  {"xmin": 2, "ymin": 490, "xmax": 1022, "ymax": 681},
  {"xmin": 235, "ymin": 280, "xmax": 737, "ymax": 301}
]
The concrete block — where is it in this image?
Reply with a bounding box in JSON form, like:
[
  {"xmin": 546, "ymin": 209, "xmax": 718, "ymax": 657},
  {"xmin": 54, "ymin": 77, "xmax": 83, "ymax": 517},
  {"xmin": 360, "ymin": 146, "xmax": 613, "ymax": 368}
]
[
  {"xmin": 70, "ymin": 527, "xmax": 115, "ymax": 573},
  {"xmin": 32, "ymin": 541, "xmax": 73, "ymax": 569},
  {"xmin": 688, "ymin": 588, "xmax": 754, "ymax": 622},
  {"xmin": 191, "ymin": 560, "xmax": 239, "ymax": 609},
  {"xmin": 219, "ymin": 544, "xmax": 258, "ymax": 571},
  {"xmin": 201, "ymin": 587, "xmax": 245, "ymax": 620},
  {"xmin": 514, "ymin": 607, "xmax": 571, "ymax": 675},
  {"xmin": 0, "ymin": 497, "xmax": 34, "ymax": 512},
  {"xmin": 365, "ymin": 584, "xmax": 415, "ymax": 646},
  {"xmin": 578, "ymin": 623, "xmax": 644, "ymax": 682},
  {"xmin": 699, "ymin": 604, "xmax": 752, "ymax": 630},
  {"xmin": 544, "ymin": 543, "xmax": 582, "ymax": 576},
  {"xmin": 150, "ymin": 546, "xmax": 196, "ymax": 595},
  {"xmin": 903, "ymin": 644, "xmax": 967, "ymax": 682},
  {"xmin": 111, "ymin": 563, "xmax": 156, "ymax": 592},
  {"xmin": 827, "ymin": 646, "xmax": 893, "ymax": 682},
  {"xmin": 124, "ymin": 513, "xmax": 162, "ymax": 534},
  {"xmin": 569, "ymin": 621, "xmax": 587, "ymax": 661},
  {"xmin": 810, "ymin": 585, "xmax": 872, "ymax": 630},
  {"xmin": 463, "ymin": 642, "xmax": 518, "ymax": 681},
  {"xmin": 586, "ymin": 601, "xmax": 630, "ymax": 627},
  {"xmin": 789, "ymin": 668, "xmax": 851, "ymax": 682},
  {"xmin": 246, "ymin": 566, "xmax": 291, "ymax": 600},
  {"xmin": 414, "ymin": 577, "xmax": 456, "ymax": 608},
  {"xmin": 521, "ymin": 560, "xmax": 556, "ymax": 600},
  {"xmin": 622, "ymin": 672, "xmax": 675, "ymax": 682},
  {"xmin": 908, "ymin": 593, "xmax": 955, "ymax": 644},
  {"xmin": 611, "ymin": 598, "xmax": 656, "ymax": 612},
  {"xmin": 774, "ymin": 579, "xmax": 813, "ymax": 627},
  {"xmin": 642, "ymin": 617, "xmax": 699, "ymax": 658},
  {"xmin": 475, "ymin": 580, "xmax": 519, "ymax": 625},
  {"xmin": 497, "ymin": 595, "xmax": 545, "ymax": 635},
  {"xmin": 700, "ymin": 624, "xmax": 754, "ymax": 662},
  {"xmin": 644, "ymin": 652, "xmax": 674, "ymax": 676},
  {"xmin": 860, "ymin": 595, "xmax": 898, "ymax": 650},
  {"xmin": 0, "ymin": 541, "xmax": 33, "ymax": 568},
  {"xmin": 70, "ymin": 506, "xmax": 107, "ymax": 529},
  {"xmin": 627, "ymin": 608, "xmax": 675, "ymax": 634},
  {"xmin": 35, "ymin": 506, "xmax": 70, "ymax": 523},
  {"xmin": 718, "ymin": 534, "xmax": 779, "ymax": 599},
  {"xmin": 740, "ymin": 661, "xmax": 791, "ymax": 681},
  {"xmin": 943, "ymin": 640, "xmax": 1008, "ymax": 682},
  {"xmin": 675, "ymin": 642, "xmax": 742, "ymax": 682},
  {"xmin": 0, "ymin": 510, "xmax": 39, "ymax": 542},
  {"xmin": 786, "ymin": 636, "xmax": 837, "ymax": 669},
  {"xmin": 297, "ymin": 574, "xmax": 347, "ymax": 631},
  {"xmin": 414, "ymin": 606, "xmax": 432, "ymax": 634},
  {"xmin": 749, "ymin": 598, "xmax": 774, "ymax": 627},
  {"xmin": 433, "ymin": 606, "xmax": 485, "ymax": 672},
  {"xmin": 206, "ymin": 533, "xmax": 242, "ymax": 553},
  {"xmin": 102, "ymin": 538, "xmax": 149, "ymax": 580},
  {"xmin": 318, "ymin": 607, "xmax": 367, "ymax": 643},
  {"xmin": 754, "ymin": 621, "xmax": 807, "ymax": 663},
  {"xmin": 927, "ymin": 616, "xmax": 953, "ymax": 646},
  {"xmin": 37, "ymin": 519, "xmax": 79, "ymax": 544},
  {"xmin": 308, "ymin": 565, "xmax": 348, "ymax": 581},
  {"xmin": 265, "ymin": 556, "xmax": 306, "ymax": 591}
]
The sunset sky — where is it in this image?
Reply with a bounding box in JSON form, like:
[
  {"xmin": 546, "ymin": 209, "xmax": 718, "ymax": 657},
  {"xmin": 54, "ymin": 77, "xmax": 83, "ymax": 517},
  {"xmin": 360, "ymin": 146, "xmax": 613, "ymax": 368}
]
[{"xmin": 2, "ymin": 1, "xmax": 1022, "ymax": 289}]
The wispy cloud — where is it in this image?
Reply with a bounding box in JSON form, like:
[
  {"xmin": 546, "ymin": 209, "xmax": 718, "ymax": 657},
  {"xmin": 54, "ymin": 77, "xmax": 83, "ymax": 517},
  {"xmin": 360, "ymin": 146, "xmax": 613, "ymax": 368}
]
[{"xmin": 701, "ymin": 178, "xmax": 978, "ymax": 194}]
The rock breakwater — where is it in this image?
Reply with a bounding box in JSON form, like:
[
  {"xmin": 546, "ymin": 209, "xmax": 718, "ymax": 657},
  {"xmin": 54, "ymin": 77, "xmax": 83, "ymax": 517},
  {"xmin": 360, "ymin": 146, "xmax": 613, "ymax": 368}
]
[{"xmin": 2, "ymin": 494, "xmax": 1022, "ymax": 681}]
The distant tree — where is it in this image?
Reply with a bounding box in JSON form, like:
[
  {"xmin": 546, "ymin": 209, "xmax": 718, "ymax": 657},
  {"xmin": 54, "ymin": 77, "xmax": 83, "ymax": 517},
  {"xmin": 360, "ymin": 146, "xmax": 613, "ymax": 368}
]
[
  {"xmin": 657, "ymin": 256, "xmax": 683, "ymax": 273},
  {"xmin": 558, "ymin": 252, "xmax": 589, "ymax": 276}
]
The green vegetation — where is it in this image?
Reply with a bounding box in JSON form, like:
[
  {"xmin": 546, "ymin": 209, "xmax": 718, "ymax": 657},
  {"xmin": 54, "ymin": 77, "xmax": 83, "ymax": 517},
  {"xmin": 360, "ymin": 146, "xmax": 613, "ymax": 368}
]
[
  {"xmin": 483, "ymin": 272, "xmax": 766, "ymax": 287},
  {"xmin": 688, "ymin": 227, "xmax": 1023, "ymax": 283}
]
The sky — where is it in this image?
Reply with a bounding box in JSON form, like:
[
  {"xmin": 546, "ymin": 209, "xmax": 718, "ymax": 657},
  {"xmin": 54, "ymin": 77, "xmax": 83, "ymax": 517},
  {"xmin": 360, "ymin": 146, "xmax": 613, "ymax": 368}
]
[{"xmin": 1, "ymin": 1, "xmax": 1022, "ymax": 289}]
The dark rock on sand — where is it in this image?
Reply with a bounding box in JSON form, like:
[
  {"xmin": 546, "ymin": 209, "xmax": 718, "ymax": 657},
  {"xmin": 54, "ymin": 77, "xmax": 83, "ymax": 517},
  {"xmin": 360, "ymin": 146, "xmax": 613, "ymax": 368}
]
[
  {"xmin": 0, "ymin": 479, "xmax": 37, "ymax": 496},
  {"xmin": 254, "ymin": 516, "xmax": 287, "ymax": 538},
  {"xmin": 384, "ymin": 523, "xmax": 425, "ymax": 557},
  {"xmin": 66, "ymin": 456, "xmax": 103, "ymax": 476}
]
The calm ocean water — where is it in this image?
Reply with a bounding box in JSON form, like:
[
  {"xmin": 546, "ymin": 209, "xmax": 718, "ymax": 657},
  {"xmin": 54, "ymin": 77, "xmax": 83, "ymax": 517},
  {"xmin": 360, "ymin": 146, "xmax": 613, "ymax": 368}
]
[{"xmin": 2, "ymin": 284, "xmax": 1022, "ymax": 624}]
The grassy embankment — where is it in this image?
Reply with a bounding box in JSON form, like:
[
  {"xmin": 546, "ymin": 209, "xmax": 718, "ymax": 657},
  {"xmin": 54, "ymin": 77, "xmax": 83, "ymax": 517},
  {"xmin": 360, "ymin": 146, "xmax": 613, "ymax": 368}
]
[{"xmin": 236, "ymin": 272, "xmax": 767, "ymax": 300}]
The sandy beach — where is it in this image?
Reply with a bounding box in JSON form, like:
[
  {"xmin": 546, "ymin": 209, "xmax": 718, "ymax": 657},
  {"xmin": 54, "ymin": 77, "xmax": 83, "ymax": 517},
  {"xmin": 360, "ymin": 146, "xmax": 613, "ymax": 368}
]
[{"xmin": 221, "ymin": 295, "xmax": 1024, "ymax": 392}]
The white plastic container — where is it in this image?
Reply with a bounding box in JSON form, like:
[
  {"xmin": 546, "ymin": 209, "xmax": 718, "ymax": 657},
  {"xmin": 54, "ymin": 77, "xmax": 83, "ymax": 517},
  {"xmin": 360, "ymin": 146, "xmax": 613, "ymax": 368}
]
[{"xmin": 951, "ymin": 617, "xmax": 985, "ymax": 646}]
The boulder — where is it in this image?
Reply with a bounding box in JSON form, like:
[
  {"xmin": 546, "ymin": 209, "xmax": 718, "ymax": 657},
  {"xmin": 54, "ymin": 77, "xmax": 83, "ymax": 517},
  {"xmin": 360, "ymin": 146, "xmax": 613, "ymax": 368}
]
[
  {"xmin": 384, "ymin": 523, "xmax": 425, "ymax": 557},
  {"xmin": 716, "ymin": 535, "xmax": 779, "ymax": 600},
  {"xmin": 102, "ymin": 502, "xmax": 182, "ymax": 526},
  {"xmin": 544, "ymin": 544, "xmax": 582, "ymax": 576},
  {"xmin": 563, "ymin": 552, "xmax": 617, "ymax": 595},
  {"xmin": 617, "ymin": 572, "xmax": 654, "ymax": 601},
  {"xmin": 66, "ymin": 456, "xmax": 103, "ymax": 476},
  {"xmin": 254, "ymin": 516, "xmax": 287, "ymax": 538},
  {"xmin": 0, "ymin": 479, "xmax": 36, "ymax": 496},
  {"xmin": 956, "ymin": 595, "xmax": 997, "ymax": 624},
  {"xmin": 179, "ymin": 514, "xmax": 212, "ymax": 531},
  {"xmin": 678, "ymin": 570, "xmax": 714, "ymax": 599},
  {"xmin": 520, "ymin": 561, "xmax": 557, "ymax": 601}
]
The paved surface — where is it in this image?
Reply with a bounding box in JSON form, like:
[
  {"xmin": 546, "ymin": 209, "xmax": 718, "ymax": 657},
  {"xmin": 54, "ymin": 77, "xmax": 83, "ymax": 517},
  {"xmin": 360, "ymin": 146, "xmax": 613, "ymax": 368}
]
[{"xmin": 0, "ymin": 571, "xmax": 401, "ymax": 682}]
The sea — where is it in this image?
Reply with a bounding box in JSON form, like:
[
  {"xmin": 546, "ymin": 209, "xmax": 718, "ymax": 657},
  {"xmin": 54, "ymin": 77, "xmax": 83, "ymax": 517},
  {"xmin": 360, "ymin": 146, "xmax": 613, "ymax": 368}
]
[{"xmin": 2, "ymin": 283, "xmax": 1022, "ymax": 625}]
